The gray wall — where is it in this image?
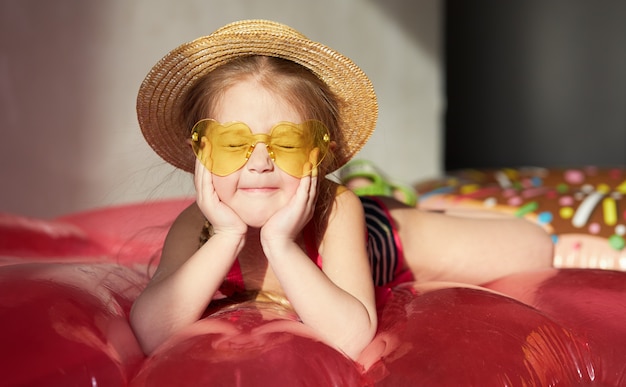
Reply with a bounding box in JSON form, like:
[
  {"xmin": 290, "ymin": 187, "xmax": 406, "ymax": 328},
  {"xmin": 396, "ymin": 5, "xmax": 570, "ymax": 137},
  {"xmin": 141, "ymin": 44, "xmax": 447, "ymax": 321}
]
[{"xmin": 0, "ymin": 0, "xmax": 443, "ymax": 218}]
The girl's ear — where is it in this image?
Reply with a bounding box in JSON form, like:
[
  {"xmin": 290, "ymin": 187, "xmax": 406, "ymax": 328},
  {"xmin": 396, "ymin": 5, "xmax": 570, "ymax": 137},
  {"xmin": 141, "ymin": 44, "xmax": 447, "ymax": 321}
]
[{"xmin": 329, "ymin": 141, "xmax": 337, "ymax": 153}]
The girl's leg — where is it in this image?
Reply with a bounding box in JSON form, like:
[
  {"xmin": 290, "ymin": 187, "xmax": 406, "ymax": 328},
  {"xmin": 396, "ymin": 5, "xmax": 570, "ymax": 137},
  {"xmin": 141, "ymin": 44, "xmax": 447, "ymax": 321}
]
[{"xmin": 381, "ymin": 197, "xmax": 554, "ymax": 285}]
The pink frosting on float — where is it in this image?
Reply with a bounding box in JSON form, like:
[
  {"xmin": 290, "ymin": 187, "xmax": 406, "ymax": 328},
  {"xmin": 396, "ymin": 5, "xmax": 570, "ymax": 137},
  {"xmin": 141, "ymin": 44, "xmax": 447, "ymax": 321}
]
[{"xmin": 564, "ymin": 169, "xmax": 585, "ymax": 185}]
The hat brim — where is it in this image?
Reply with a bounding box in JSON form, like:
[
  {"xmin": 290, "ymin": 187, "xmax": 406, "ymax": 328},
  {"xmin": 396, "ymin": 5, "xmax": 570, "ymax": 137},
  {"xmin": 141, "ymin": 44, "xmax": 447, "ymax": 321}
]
[{"xmin": 137, "ymin": 20, "xmax": 378, "ymax": 173}]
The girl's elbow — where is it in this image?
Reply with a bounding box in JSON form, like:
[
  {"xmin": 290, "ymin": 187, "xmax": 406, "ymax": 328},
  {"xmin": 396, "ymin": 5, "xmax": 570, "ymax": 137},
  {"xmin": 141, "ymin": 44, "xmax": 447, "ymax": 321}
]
[
  {"xmin": 342, "ymin": 332, "xmax": 376, "ymax": 361},
  {"xmin": 340, "ymin": 317, "xmax": 377, "ymax": 360},
  {"xmin": 130, "ymin": 302, "xmax": 165, "ymax": 355}
]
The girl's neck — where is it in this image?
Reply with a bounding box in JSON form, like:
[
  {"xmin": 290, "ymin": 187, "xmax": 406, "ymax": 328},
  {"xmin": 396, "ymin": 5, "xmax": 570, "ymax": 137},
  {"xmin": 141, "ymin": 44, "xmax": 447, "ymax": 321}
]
[
  {"xmin": 238, "ymin": 227, "xmax": 267, "ymax": 266},
  {"xmin": 237, "ymin": 227, "xmax": 273, "ymax": 292}
]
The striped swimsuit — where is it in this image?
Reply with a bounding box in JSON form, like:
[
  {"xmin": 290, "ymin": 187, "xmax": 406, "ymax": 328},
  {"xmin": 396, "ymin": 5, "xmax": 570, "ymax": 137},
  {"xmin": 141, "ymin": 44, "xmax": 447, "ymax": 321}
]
[
  {"xmin": 358, "ymin": 196, "xmax": 407, "ymax": 286},
  {"xmin": 210, "ymin": 195, "xmax": 410, "ymax": 297}
]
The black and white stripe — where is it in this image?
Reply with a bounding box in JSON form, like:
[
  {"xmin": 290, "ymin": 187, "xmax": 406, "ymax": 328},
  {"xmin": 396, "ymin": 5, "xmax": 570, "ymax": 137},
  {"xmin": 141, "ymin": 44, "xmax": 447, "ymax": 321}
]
[{"xmin": 359, "ymin": 197, "xmax": 398, "ymax": 286}]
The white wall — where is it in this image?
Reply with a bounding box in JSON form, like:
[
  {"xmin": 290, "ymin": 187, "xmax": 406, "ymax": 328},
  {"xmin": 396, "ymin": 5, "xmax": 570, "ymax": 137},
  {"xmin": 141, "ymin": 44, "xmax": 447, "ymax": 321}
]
[{"xmin": 0, "ymin": 0, "xmax": 442, "ymax": 218}]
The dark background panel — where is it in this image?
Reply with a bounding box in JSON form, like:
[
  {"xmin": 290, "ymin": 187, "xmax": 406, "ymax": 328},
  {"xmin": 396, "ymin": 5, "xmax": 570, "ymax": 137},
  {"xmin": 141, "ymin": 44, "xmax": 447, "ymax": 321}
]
[{"xmin": 444, "ymin": 0, "xmax": 626, "ymax": 170}]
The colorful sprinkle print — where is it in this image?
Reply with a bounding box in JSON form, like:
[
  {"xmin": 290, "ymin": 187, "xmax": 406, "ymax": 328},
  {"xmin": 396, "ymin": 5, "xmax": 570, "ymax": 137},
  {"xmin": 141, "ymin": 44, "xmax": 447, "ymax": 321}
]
[{"xmin": 425, "ymin": 167, "xmax": 626, "ymax": 252}]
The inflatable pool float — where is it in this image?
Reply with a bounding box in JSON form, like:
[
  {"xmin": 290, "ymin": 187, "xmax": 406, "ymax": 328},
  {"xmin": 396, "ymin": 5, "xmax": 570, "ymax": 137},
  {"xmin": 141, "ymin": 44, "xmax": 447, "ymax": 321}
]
[{"xmin": 2, "ymin": 167, "xmax": 626, "ymax": 386}]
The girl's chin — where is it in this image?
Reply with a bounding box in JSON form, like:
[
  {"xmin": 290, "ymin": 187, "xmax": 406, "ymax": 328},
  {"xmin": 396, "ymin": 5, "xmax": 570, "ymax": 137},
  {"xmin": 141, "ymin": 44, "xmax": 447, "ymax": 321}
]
[
  {"xmin": 229, "ymin": 202, "xmax": 285, "ymax": 228},
  {"xmin": 242, "ymin": 218, "xmax": 268, "ymax": 229},
  {"xmin": 238, "ymin": 212, "xmax": 274, "ymax": 229}
]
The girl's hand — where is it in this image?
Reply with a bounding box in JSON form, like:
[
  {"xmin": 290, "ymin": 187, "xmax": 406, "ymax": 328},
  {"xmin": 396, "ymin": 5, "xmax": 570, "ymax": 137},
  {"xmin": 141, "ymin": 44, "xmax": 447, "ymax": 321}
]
[
  {"xmin": 195, "ymin": 141, "xmax": 247, "ymax": 236},
  {"xmin": 260, "ymin": 149, "xmax": 319, "ymax": 245}
]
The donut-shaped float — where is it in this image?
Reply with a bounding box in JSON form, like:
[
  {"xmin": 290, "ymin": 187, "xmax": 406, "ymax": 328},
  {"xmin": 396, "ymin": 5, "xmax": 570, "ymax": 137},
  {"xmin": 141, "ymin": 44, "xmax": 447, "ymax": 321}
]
[
  {"xmin": 2, "ymin": 168, "xmax": 626, "ymax": 386},
  {"xmin": 417, "ymin": 166, "xmax": 626, "ymax": 270}
]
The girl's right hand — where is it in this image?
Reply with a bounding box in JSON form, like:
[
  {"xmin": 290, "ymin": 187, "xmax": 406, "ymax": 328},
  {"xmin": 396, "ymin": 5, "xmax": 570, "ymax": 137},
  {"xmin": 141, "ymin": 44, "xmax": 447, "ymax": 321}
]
[{"xmin": 194, "ymin": 142, "xmax": 247, "ymax": 237}]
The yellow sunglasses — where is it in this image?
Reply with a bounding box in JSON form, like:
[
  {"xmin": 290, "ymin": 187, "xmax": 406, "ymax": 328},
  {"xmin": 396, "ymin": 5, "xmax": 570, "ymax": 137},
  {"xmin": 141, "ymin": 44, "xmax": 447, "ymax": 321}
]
[{"xmin": 190, "ymin": 119, "xmax": 331, "ymax": 177}]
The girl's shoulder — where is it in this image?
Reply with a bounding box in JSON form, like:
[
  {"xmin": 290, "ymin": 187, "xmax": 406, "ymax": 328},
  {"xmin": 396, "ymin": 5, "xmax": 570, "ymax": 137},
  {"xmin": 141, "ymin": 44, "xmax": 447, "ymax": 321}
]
[
  {"xmin": 171, "ymin": 202, "xmax": 205, "ymax": 230},
  {"xmin": 163, "ymin": 202, "xmax": 206, "ymax": 250},
  {"xmin": 151, "ymin": 202, "xmax": 205, "ymax": 283},
  {"xmin": 326, "ymin": 184, "xmax": 365, "ymax": 229}
]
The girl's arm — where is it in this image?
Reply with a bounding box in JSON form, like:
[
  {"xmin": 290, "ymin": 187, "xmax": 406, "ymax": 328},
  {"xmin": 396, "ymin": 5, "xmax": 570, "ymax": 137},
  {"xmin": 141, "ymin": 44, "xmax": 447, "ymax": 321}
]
[
  {"xmin": 130, "ymin": 203, "xmax": 244, "ymax": 354},
  {"xmin": 262, "ymin": 190, "xmax": 377, "ymax": 360}
]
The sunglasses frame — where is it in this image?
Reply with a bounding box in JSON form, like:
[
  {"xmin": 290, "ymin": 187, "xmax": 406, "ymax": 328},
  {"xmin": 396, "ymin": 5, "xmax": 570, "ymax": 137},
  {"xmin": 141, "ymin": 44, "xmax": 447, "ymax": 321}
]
[{"xmin": 190, "ymin": 119, "xmax": 331, "ymax": 177}]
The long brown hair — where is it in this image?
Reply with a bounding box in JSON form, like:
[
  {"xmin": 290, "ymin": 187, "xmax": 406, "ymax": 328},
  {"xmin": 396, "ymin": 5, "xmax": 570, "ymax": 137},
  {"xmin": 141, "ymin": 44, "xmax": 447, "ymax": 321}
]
[{"xmin": 181, "ymin": 55, "xmax": 346, "ymax": 241}]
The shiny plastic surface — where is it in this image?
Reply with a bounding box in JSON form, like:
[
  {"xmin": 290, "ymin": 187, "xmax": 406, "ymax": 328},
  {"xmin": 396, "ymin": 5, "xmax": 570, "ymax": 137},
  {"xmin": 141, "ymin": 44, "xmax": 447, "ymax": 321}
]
[{"xmin": 2, "ymin": 198, "xmax": 626, "ymax": 386}]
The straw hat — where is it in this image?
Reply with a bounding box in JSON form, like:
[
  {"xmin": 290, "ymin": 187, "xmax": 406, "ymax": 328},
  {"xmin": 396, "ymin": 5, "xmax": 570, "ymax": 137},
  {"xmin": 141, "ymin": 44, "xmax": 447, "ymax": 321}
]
[{"xmin": 137, "ymin": 19, "xmax": 378, "ymax": 173}]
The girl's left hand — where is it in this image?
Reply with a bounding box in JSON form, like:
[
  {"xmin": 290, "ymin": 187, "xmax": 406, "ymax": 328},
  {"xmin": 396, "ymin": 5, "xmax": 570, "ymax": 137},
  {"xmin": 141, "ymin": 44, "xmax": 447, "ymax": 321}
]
[{"xmin": 260, "ymin": 149, "xmax": 319, "ymax": 244}]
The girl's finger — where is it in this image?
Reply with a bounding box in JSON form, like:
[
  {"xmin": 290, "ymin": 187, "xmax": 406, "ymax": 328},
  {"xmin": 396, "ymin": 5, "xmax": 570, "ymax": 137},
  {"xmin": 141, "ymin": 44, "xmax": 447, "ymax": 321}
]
[
  {"xmin": 304, "ymin": 148, "xmax": 320, "ymax": 176},
  {"xmin": 302, "ymin": 161, "xmax": 313, "ymax": 177},
  {"xmin": 306, "ymin": 175, "xmax": 318, "ymax": 214}
]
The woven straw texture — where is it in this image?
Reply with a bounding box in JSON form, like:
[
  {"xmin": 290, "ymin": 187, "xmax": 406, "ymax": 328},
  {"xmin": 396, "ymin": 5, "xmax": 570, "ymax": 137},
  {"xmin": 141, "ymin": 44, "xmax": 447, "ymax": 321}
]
[{"xmin": 137, "ymin": 19, "xmax": 378, "ymax": 173}]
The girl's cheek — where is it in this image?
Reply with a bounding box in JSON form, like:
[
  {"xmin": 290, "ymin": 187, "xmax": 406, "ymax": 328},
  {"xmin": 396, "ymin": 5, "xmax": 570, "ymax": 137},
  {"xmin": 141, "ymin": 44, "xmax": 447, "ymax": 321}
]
[
  {"xmin": 212, "ymin": 174, "xmax": 239, "ymax": 200},
  {"xmin": 283, "ymin": 175, "xmax": 301, "ymax": 195}
]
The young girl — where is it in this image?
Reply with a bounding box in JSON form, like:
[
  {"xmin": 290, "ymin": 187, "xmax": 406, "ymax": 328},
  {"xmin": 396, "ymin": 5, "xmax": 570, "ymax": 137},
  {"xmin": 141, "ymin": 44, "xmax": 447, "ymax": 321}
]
[{"xmin": 130, "ymin": 20, "xmax": 553, "ymax": 360}]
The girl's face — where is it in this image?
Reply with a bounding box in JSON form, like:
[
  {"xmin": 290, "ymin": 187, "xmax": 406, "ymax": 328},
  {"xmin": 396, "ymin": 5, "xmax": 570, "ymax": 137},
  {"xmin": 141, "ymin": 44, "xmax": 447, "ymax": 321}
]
[{"xmin": 208, "ymin": 78, "xmax": 304, "ymax": 228}]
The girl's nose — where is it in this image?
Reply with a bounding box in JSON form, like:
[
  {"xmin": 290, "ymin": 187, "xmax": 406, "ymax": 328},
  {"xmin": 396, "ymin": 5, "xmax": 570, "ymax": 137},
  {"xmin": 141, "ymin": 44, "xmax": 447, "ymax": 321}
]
[{"xmin": 246, "ymin": 143, "xmax": 274, "ymax": 173}]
